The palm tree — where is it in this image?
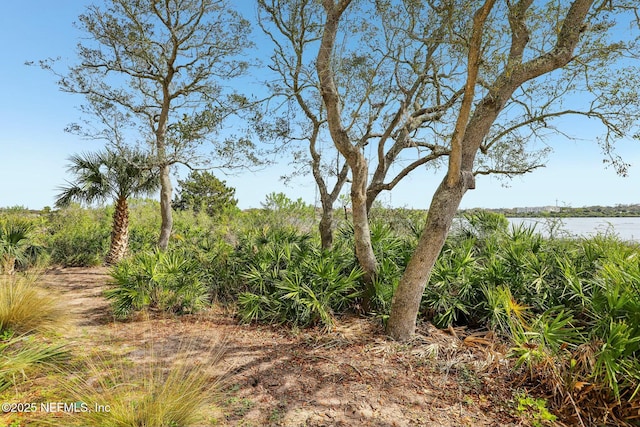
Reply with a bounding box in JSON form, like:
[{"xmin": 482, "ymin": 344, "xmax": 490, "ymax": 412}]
[
  {"xmin": 0, "ymin": 219, "xmax": 33, "ymax": 275},
  {"xmin": 56, "ymin": 148, "xmax": 159, "ymax": 265}
]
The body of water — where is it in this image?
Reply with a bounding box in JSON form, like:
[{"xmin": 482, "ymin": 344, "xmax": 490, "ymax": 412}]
[{"xmin": 508, "ymin": 217, "xmax": 640, "ymax": 242}]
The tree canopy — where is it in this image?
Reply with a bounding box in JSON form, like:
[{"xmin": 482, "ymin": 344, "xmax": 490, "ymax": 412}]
[
  {"xmin": 273, "ymin": 0, "xmax": 640, "ymax": 338},
  {"xmin": 44, "ymin": 0, "xmax": 256, "ymax": 249},
  {"xmin": 172, "ymin": 170, "xmax": 237, "ymax": 216}
]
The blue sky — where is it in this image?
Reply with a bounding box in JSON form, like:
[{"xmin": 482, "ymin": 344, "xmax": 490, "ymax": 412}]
[{"xmin": 1, "ymin": 1, "xmax": 639, "ymax": 211}]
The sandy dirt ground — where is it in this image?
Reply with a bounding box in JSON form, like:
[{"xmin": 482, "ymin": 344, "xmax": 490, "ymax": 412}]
[{"xmin": 33, "ymin": 267, "xmax": 522, "ymax": 427}]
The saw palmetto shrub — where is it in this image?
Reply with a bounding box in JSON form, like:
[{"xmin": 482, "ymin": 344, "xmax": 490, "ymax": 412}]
[
  {"xmin": 106, "ymin": 249, "xmax": 209, "ymax": 319},
  {"xmin": 425, "ymin": 212, "xmax": 640, "ymax": 424},
  {"xmin": 237, "ymin": 226, "xmax": 363, "ymax": 328}
]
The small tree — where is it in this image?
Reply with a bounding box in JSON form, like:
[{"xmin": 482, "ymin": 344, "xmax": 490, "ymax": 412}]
[
  {"xmin": 172, "ymin": 170, "xmax": 237, "ymax": 217},
  {"xmin": 257, "ymin": 0, "xmax": 350, "ymax": 250},
  {"xmin": 56, "ymin": 148, "xmax": 159, "ymax": 265},
  {"xmin": 385, "ymin": 0, "xmax": 640, "ymax": 340},
  {"xmin": 41, "ymin": 0, "xmax": 255, "ymax": 250}
]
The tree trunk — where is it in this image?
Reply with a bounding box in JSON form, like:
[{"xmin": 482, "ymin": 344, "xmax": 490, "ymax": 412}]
[
  {"xmin": 351, "ymin": 160, "xmax": 378, "ymax": 310},
  {"xmin": 106, "ymin": 196, "xmax": 130, "ymax": 265},
  {"xmin": 316, "ymin": 0, "xmax": 377, "ymax": 309},
  {"xmin": 158, "ymin": 163, "xmax": 173, "ymax": 250},
  {"xmin": 319, "ymin": 207, "xmax": 334, "ymax": 250},
  {"xmin": 387, "ymin": 0, "xmax": 497, "ymax": 340},
  {"xmin": 386, "ymin": 174, "xmax": 469, "ymax": 340}
]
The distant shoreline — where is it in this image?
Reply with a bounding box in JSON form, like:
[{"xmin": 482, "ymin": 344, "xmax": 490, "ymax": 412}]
[
  {"xmin": 461, "ymin": 204, "xmax": 640, "ymax": 218},
  {"xmin": 3, "ymin": 203, "xmax": 640, "ymax": 218}
]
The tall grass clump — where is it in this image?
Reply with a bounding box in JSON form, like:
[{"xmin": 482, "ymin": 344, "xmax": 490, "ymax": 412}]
[
  {"xmin": 60, "ymin": 338, "xmax": 224, "ymax": 427},
  {"xmin": 0, "ymin": 333, "xmax": 68, "ymax": 393},
  {"xmin": 106, "ymin": 249, "xmax": 209, "ymax": 319},
  {"xmin": 0, "ymin": 274, "xmax": 66, "ymax": 335},
  {"xmin": 0, "ymin": 273, "xmax": 68, "ymax": 399}
]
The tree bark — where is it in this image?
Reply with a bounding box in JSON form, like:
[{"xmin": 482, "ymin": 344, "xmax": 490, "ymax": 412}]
[
  {"xmin": 386, "ymin": 175, "xmax": 469, "ymax": 340},
  {"xmin": 387, "ymin": 0, "xmax": 494, "ymax": 341},
  {"xmin": 310, "ymin": 128, "xmax": 349, "ymax": 251},
  {"xmin": 106, "ymin": 196, "xmax": 130, "ymax": 265},
  {"xmin": 317, "ymin": 0, "xmax": 378, "ymax": 306},
  {"xmin": 156, "ymin": 68, "xmax": 173, "ymax": 250},
  {"xmin": 351, "ymin": 159, "xmax": 378, "ymax": 308},
  {"xmin": 158, "ymin": 163, "xmax": 173, "ymax": 250},
  {"xmin": 319, "ymin": 207, "xmax": 334, "ymax": 250}
]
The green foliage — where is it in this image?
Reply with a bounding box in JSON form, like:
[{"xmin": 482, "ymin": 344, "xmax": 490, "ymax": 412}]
[
  {"xmin": 514, "ymin": 392, "xmax": 557, "ymax": 427},
  {"xmin": 423, "ymin": 211, "xmax": 640, "ymax": 419},
  {"xmin": 7, "ymin": 199, "xmax": 639, "ymax": 422},
  {"xmin": 257, "ymin": 192, "xmax": 317, "ymax": 232},
  {"xmin": 45, "ymin": 205, "xmax": 110, "ymax": 267},
  {"xmin": 422, "ymin": 238, "xmax": 479, "ymax": 328},
  {"xmin": 106, "ymin": 250, "xmax": 209, "ymax": 319},
  {"xmin": 237, "ymin": 226, "xmax": 362, "ymax": 327},
  {"xmin": 127, "ymin": 198, "xmax": 163, "ymax": 253},
  {"xmin": 0, "ymin": 218, "xmax": 42, "ymax": 274},
  {"xmin": 462, "ymin": 210, "xmax": 509, "ymax": 238},
  {"xmin": 55, "ymin": 148, "xmax": 159, "ymax": 209},
  {"xmin": 481, "ymin": 203, "xmax": 640, "ymax": 218},
  {"xmin": 172, "ymin": 170, "xmax": 238, "ymax": 217},
  {"xmin": 369, "ymin": 206, "xmax": 427, "ymax": 240},
  {"xmin": 55, "ymin": 148, "xmax": 159, "ymax": 263},
  {"xmin": 261, "ymin": 192, "xmax": 307, "ymax": 212},
  {"xmin": 337, "ymin": 218, "xmax": 415, "ymax": 314}
]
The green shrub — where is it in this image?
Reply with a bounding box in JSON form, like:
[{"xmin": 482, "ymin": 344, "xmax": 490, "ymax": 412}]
[
  {"xmin": 0, "ymin": 217, "xmax": 44, "ymax": 274},
  {"xmin": 369, "ymin": 205, "xmax": 427, "ymax": 240},
  {"xmin": 172, "ymin": 170, "xmax": 238, "ymax": 217},
  {"xmin": 127, "ymin": 198, "xmax": 162, "ymax": 253},
  {"xmin": 422, "ymin": 238, "xmax": 479, "ymax": 328},
  {"xmin": 46, "ymin": 206, "xmax": 110, "ymax": 267},
  {"xmin": 422, "ymin": 211, "xmax": 640, "ymax": 420},
  {"xmin": 257, "ymin": 192, "xmax": 317, "ymax": 232},
  {"xmin": 337, "ymin": 219, "xmax": 414, "ymax": 314},
  {"xmin": 514, "ymin": 391, "xmax": 557, "ymax": 427},
  {"xmin": 106, "ymin": 250, "xmax": 209, "ymax": 319},
  {"xmin": 188, "ymin": 237, "xmax": 241, "ymax": 303},
  {"xmin": 237, "ymin": 227, "xmax": 362, "ymax": 327}
]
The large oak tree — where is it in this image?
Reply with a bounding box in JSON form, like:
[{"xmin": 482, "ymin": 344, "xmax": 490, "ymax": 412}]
[{"xmin": 312, "ymin": 0, "xmax": 640, "ymax": 338}]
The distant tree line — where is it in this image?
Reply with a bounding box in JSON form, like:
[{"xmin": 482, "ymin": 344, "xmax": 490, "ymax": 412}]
[{"xmin": 462, "ymin": 204, "xmax": 640, "ymax": 218}]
